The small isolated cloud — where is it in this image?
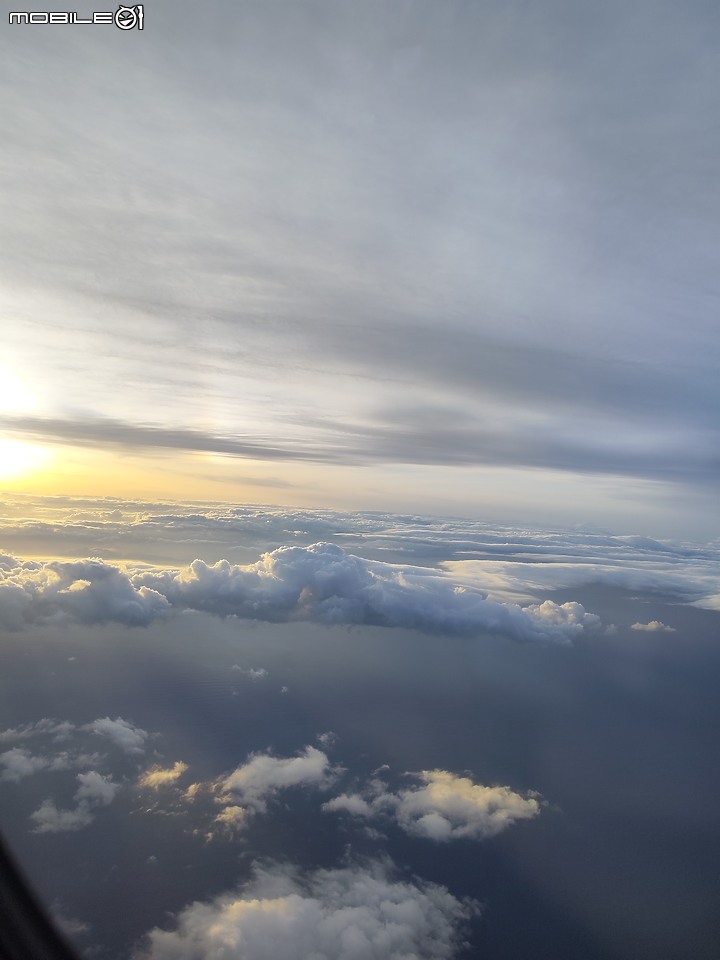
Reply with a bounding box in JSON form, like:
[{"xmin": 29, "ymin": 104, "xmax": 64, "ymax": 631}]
[
  {"xmin": 213, "ymin": 805, "xmax": 248, "ymax": 832},
  {"xmin": 221, "ymin": 746, "xmax": 341, "ymax": 816},
  {"xmin": 134, "ymin": 859, "xmax": 477, "ymax": 960},
  {"xmin": 0, "ymin": 747, "xmax": 53, "ymax": 782},
  {"xmin": 315, "ymin": 731, "xmax": 339, "ymax": 750},
  {"xmin": 30, "ymin": 799, "xmax": 94, "ymax": 834},
  {"xmin": 138, "ymin": 761, "xmax": 189, "ymax": 790},
  {"xmin": 86, "ymin": 717, "xmax": 148, "ymax": 754},
  {"xmin": 631, "ymin": 620, "xmax": 676, "ymax": 632},
  {"xmin": 75, "ymin": 770, "xmax": 119, "ymax": 806},
  {"xmin": 30, "ymin": 770, "xmax": 120, "ymax": 833},
  {"xmin": 0, "ymin": 719, "xmax": 76, "ymax": 743},
  {"xmin": 324, "ymin": 769, "xmax": 540, "ymax": 842},
  {"xmin": 323, "ymin": 792, "xmax": 374, "ymax": 817},
  {"xmin": 51, "ymin": 906, "xmax": 90, "ymax": 938},
  {"xmin": 390, "ymin": 770, "xmax": 540, "ymax": 841},
  {"xmin": 231, "ymin": 665, "xmax": 269, "ymax": 681}
]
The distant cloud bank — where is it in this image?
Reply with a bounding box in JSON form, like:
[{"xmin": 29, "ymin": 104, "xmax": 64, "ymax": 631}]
[
  {"xmin": 2, "ymin": 498, "xmax": 718, "ymax": 642},
  {"xmin": 0, "ymin": 542, "xmax": 600, "ymax": 643}
]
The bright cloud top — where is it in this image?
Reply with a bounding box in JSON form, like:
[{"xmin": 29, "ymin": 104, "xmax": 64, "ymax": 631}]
[
  {"xmin": 0, "ymin": 542, "xmax": 600, "ymax": 643},
  {"xmin": 324, "ymin": 769, "xmax": 540, "ymax": 841},
  {"xmin": 135, "ymin": 860, "xmax": 477, "ymax": 960},
  {"xmin": 220, "ymin": 746, "xmax": 341, "ymax": 815},
  {"xmin": 138, "ymin": 762, "xmax": 190, "ymax": 790},
  {"xmin": 630, "ymin": 620, "xmax": 676, "ymax": 633}
]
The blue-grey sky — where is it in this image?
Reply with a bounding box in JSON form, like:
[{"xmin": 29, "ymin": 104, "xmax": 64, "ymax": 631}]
[{"xmin": 1, "ymin": 0, "xmax": 719, "ymax": 535}]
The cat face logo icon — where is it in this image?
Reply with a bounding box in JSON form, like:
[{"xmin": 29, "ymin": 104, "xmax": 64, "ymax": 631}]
[{"xmin": 114, "ymin": 4, "xmax": 143, "ymax": 29}]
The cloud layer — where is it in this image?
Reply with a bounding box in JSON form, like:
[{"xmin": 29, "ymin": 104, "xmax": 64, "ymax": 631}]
[{"xmin": 0, "ymin": 541, "xmax": 599, "ymax": 642}]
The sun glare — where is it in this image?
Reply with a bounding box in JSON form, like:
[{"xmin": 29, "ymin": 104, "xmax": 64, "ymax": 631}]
[{"xmin": 0, "ymin": 437, "xmax": 53, "ymax": 482}]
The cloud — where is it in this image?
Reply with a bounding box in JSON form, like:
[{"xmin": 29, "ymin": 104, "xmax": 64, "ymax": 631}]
[
  {"xmin": 134, "ymin": 859, "xmax": 477, "ymax": 960},
  {"xmin": 0, "ymin": 719, "xmax": 76, "ymax": 743},
  {"xmin": 324, "ymin": 769, "xmax": 540, "ymax": 841},
  {"xmin": 0, "ymin": 747, "xmax": 54, "ymax": 782},
  {"xmin": 136, "ymin": 542, "xmax": 600, "ymax": 643},
  {"xmin": 30, "ymin": 799, "xmax": 94, "ymax": 834},
  {"xmin": 138, "ymin": 762, "xmax": 189, "ymax": 790},
  {"xmin": 213, "ymin": 805, "xmax": 249, "ymax": 832},
  {"xmin": 0, "ymin": 554, "xmax": 168, "ymax": 629},
  {"xmin": 323, "ymin": 792, "xmax": 374, "ymax": 817},
  {"xmin": 631, "ymin": 620, "xmax": 676, "ymax": 632},
  {"xmin": 74, "ymin": 770, "xmax": 119, "ymax": 806},
  {"xmin": 389, "ymin": 771, "xmax": 540, "ymax": 841},
  {"xmin": 30, "ymin": 770, "xmax": 120, "ymax": 833},
  {"xmin": 0, "ymin": 541, "xmax": 601, "ymax": 642},
  {"xmin": 221, "ymin": 746, "xmax": 341, "ymax": 815},
  {"xmin": 231, "ymin": 665, "xmax": 269, "ymax": 681},
  {"xmin": 86, "ymin": 717, "xmax": 148, "ymax": 754}
]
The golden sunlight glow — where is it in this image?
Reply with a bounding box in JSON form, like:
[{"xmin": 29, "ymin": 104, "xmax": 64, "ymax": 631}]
[
  {"xmin": 0, "ymin": 437, "xmax": 53, "ymax": 482},
  {"xmin": 0, "ymin": 365, "xmax": 36, "ymax": 413}
]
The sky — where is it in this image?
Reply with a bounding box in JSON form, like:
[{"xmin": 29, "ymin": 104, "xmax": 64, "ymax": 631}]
[
  {"xmin": 1, "ymin": 0, "xmax": 719, "ymax": 537},
  {"xmin": 2, "ymin": 4, "xmax": 720, "ymax": 960}
]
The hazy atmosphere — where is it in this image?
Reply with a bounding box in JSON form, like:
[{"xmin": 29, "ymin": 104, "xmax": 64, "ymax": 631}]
[{"xmin": 1, "ymin": 2, "xmax": 719, "ymax": 959}]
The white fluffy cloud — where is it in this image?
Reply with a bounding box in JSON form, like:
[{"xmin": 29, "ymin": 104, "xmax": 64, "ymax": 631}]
[
  {"xmin": 221, "ymin": 746, "xmax": 340, "ymax": 815},
  {"xmin": 0, "ymin": 555, "xmax": 169, "ymax": 629},
  {"xmin": 30, "ymin": 799, "xmax": 95, "ymax": 834},
  {"xmin": 30, "ymin": 770, "xmax": 119, "ymax": 833},
  {"xmin": 135, "ymin": 860, "xmax": 477, "ymax": 960},
  {"xmin": 135, "ymin": 542, "xmax": 599, "ymax": 643},
  {"xmin": 75, "ymin": 770, "xmax": 119, "ymax": 806},
  {"xmin": 630, "ymin": 620, "xmax": 676, "ymax": 632},
  {"xmin": 0, "ymin": 747, "xmax": 56, "ymax": 781},
  {"xmin": 85, "ymin": 717, "xmax": 148, "ymax": 754},
  {"xmin": 0, "ymin": 541, "xmax": 600, "ymax": 642},
  {"xmin": 324, "ymin": 769, "xmax": 540, "ymax": 841},
  {"xmin": 389, "ymin": 770, "xmax": 540, "ymax": 841}
]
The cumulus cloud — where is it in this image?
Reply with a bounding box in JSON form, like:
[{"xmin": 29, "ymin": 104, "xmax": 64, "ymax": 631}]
[
  {"xmin": 135, "ymin": 859, "xmax": 477, "ymax": 960},
  {"xmin": 74, "ymin": 770, "xmax": 119, "ymax": 806},
  {"xmin": 323, "ymin": 792, "xmax": 374, "ymax": 817},
  {"xmin": 0, "ymin": 540, "xmax": 601, "ymax": 642},
  {"xmin": 0, "ymin": 719, "xmax": 76, "ymax": 743},
  {"xmin": 86, "ymin": 717, "xmax": 148, "ymax": 754},
  {"xmin": 138, "ymin": 762, "xmax": 189, "ymax": 790},
  {"xmin": 0, "ymin": 747, "xmax": 55, "ymax": 781},
  {"xmin": 30, "ymin": 770, "xmax": 120, "ymax": 832},
  {"xmin": 389, "ymin": 771, "xmax": 540, "ymax": 841},
  {"xmin": 324, "ymin": 769, "xmax": 540, "ymax": 841},
  {"xmin": 0, "ymin": 555, "xmax": 168, "ymax": 629},
  {"xmin": 30, "ymin": 799, "xmax": 94, "ymax": 834},
  {"xmin": 631, "ymin": 620, "xmax": 676, "ymax": 632},
  {"xmin": 221, "ymin": 746, "xmax": 341, "ymax": 815},
  {"xmin": 135, "ymin": 542, "xmax": 599, "ymax": 643}
]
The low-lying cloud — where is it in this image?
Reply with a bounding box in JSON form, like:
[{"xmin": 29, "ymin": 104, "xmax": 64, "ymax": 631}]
[
  {"xmin": 30, "ymin": 770, "xmax": 119, "ymax": 833},
  {"xmin": 630, "ymin": 620, "xmax": 676, "ymax": 633},
  {"xmin": 324, "ymin": 769, "xmax": 540, "ymax": 841},
  {"xmin": 0, "ymin": 542, "xmax": 600, "ymax": 642},
  {"xmin": 135, "ymin": 859, "xmax": 477, "ymax": 960}
]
